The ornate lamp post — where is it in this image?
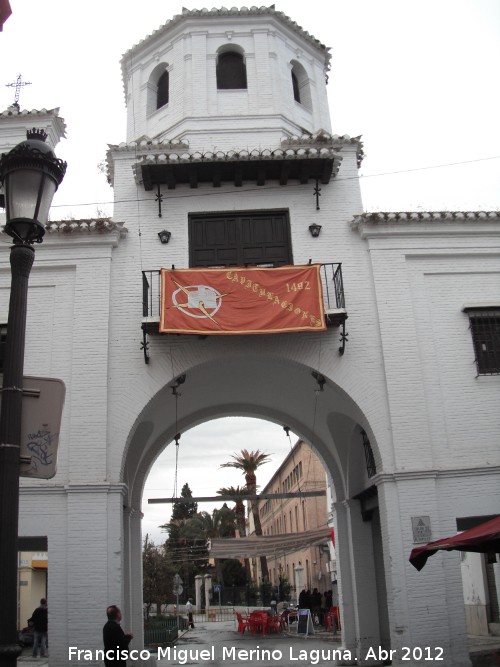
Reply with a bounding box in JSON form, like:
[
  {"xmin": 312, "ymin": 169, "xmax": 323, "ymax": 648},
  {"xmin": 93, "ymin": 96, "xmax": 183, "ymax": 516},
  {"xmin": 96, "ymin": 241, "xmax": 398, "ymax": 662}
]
[{"xmin": 0, "ymin": 129, "xmax": 66, "ymax": 667}]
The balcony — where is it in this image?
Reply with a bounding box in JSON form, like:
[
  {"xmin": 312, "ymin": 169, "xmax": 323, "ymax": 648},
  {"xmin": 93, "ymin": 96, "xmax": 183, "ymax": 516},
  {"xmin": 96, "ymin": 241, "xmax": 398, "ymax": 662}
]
[{"xmin": 139, "ymin": 263, "xmax": 347, "ymax": 362}]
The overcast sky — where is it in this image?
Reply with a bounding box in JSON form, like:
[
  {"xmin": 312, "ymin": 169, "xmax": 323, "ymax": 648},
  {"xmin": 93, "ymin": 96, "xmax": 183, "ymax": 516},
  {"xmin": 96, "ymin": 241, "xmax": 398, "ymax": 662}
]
[
  {"xmin": 143, "ymin": 418, "xmax": 299, "ymax": 544},
  {"xmin": 2, "ymin": 1, "xmax": 500, "ymax": 543}
]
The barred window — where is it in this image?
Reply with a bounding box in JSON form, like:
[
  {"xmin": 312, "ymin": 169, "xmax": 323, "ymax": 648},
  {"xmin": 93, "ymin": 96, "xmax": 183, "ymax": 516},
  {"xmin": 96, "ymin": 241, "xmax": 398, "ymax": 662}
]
[
  {"xmin": 465, "ymin": 308, "xmax": 500, "ymax": 375},
  {"xmin": 361, "ymin": 428, "xmax": 376, "ymax": 478}
]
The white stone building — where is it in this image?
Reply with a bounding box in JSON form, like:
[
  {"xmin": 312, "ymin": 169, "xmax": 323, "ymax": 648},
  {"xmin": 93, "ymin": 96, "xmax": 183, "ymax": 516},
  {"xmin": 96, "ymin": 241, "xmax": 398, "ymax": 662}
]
[{"xmin": 1, "ymin": 7, "xmax": 499, "ymax": 667}]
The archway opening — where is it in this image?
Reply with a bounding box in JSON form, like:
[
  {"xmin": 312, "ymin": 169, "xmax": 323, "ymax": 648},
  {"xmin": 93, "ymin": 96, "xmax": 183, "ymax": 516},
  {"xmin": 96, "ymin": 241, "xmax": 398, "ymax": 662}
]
[
  {"xmin": 122, "ymin": 354, "xmax": 388, "ymax": 651},
  {"xmin": 141, "ymin": 417, "xmax": 339, "ymax": 618}
]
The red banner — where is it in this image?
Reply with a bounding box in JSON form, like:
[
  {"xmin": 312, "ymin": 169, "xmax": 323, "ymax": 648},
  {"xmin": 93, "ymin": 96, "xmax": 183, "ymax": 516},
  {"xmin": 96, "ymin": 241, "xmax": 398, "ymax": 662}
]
[{"xmin": 159, "ymin": 265, "xmax": 326, "ymax": 335}]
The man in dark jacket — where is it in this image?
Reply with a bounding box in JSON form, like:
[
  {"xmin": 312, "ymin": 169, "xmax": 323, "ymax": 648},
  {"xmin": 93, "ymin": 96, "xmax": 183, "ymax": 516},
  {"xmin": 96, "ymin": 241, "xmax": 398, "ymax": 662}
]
[
  {"xmin": 103, "ymin": 605, "xmax": 133, "ymax": 667},
  {"xmin": 31, "ymin": 598, "xmax": 48, "ymax": 658}
]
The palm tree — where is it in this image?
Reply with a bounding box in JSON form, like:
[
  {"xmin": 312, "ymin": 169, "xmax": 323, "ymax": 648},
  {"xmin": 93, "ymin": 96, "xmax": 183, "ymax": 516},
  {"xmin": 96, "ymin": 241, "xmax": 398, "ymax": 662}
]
[
  {"xmin": 217, "ymin": 485, "xmax": 251, "ymax": 582},
  {"xmin": 220, "ymin": 449, "xmax": 271, "ymax": 580}
]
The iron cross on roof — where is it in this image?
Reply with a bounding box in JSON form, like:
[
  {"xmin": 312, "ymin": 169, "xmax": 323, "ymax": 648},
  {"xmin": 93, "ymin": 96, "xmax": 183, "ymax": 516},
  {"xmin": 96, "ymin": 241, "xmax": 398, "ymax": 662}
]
[{"xmin": 5, "ymin": 73, "xmax": 31, "ymax": 105}]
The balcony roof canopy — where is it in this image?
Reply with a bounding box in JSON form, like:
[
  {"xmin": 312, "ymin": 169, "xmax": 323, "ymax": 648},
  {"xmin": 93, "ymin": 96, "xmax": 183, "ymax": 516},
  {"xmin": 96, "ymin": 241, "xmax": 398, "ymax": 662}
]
[{"xmin": 133, "ymin": 146, "xmax": 342, "ymax": 191}]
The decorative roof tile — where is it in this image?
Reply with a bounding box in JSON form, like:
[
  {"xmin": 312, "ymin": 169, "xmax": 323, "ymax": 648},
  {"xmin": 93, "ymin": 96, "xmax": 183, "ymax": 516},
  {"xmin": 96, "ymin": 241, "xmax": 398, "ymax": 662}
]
[
  {"xmin": 351, "ymin": 211, "xmax": 500, "ymax": 226},
  {"xmin": 0, "ymin": 106, "xmax": 66, "ymax": 136},
  {"xmin": 106, "ymin": 132, "xmax": 359, "ymax": 184},
  {"xmin": 44, "ymin": 218, "xmax": 128, "ymax": 237},
  {"xmin": 350, "ymin": 211, "xmax": 500, "ymax": 238}
]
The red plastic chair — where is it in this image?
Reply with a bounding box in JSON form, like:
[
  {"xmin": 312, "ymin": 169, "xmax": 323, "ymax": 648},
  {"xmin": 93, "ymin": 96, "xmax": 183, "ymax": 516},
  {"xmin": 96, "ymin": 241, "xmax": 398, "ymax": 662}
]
[
  {"xmin": 249, "ymin": 611, "xmax": 268, "ymax": 634},
  {"xmin": 332, "ymin": 606, "xmax": 341, "ymax": 631},
  {"xmin": 235, "ymin": 612, "xmax": 250, "ymax": 634},
  {"xmin": 325, "ymin": 606, "xmax": 341, "ymax": 631},
  {"xmin": 266, "ymin": 615, "xmax": 282, "ymax": 634}
]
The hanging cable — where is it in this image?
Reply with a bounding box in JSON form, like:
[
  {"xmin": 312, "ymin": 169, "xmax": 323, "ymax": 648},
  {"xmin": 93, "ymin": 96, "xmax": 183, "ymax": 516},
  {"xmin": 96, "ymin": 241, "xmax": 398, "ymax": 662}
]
[
  {"xmin": 50, "ymin": 154, "xmax": 500, "ymax": 213},
  {"xmin": 172, "ymin": 432, "xmax": 181, "ymax": 499},
  {"xmin": 172, "ymin": 388, "xmax": 181, "ymax": 499}
]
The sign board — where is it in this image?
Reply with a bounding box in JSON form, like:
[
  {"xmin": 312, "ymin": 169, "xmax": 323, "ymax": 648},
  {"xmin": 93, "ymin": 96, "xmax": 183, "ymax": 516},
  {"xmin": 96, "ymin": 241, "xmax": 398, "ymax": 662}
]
[
  {"xmin": 297, "ymin": 608, "xmax": 314, "ymax": 636},
  {"xmin": 172, "ymin": 573, "xmax": 183, "ymax": 595},
  {"xmin": 12, "ymin": 376, "xmax": 65, "ymax": 479},
  {"xmin": 412, "ymin": 516, "xmax": 432, "ymax": 544},
  {"xmin": 213, "ymin": 584, "xmax": 221, "ymax": 593}
]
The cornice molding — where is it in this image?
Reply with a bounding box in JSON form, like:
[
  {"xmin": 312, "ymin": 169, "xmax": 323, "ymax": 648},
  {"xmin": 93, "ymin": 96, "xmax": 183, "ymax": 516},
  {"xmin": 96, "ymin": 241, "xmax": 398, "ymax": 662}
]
[
  {"xmin": 20, "ymin": 483, "xmax": 129, "ymax": 496},
  {"xmin": 373, "ymin": 465, "xmax": 500, "ymax": 485}
]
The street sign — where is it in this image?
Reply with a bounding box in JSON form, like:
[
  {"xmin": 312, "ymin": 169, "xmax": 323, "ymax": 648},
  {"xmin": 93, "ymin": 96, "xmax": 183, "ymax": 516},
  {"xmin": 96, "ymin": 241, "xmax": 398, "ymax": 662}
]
[
  {"xmin": 213, "ymin": 584, "xmax": 221, "ymax": 593},
  {"xmin": 297, "ymin": 608, "xmax": 315, "ymax": 636},
  {"xmin": 172, "ymin": 573, "xmax": 183, "ymax": 595},
  {"xmin": 3, "ymin": 376, "xmax": 66, "ymax": 479},
  {"xmin": 411, "ymin": 516, "xmax": 432, "ymax": 544}
]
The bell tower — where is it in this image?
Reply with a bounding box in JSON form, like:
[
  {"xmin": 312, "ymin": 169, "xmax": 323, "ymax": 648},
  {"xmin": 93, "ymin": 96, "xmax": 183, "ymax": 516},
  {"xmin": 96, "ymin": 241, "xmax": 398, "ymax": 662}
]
[{"xmin": 120, "ymin": 6, "xmax": 332, "ymax": 150}]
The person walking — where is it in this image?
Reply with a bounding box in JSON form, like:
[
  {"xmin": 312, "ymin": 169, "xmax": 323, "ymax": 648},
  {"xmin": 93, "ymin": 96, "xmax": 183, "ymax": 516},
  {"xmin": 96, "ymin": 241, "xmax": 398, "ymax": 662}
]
[
  {"xmin": 31, "ymin": 598, "xmax": 48, "ymax": 658},
  {"xmin": 102, "ymin": 605, "xmax": 133, "ymax": 667},
  {"xmin": 186, "ymin": 598, "xmax": 195, "ymax": 629}
]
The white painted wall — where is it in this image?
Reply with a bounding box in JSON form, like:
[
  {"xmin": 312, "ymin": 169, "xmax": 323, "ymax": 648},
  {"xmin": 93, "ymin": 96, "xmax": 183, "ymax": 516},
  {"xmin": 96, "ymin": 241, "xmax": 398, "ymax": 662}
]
[{"xmin": 462, "ymin": 552, "xmax": 489, "ymax": 635}]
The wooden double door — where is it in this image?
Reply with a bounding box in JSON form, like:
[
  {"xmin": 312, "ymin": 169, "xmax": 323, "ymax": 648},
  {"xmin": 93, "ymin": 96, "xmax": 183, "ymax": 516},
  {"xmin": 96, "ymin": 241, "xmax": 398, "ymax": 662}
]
[{"xmin": 189, "ymin": 210, "xmax": 293, "ymax": 268}]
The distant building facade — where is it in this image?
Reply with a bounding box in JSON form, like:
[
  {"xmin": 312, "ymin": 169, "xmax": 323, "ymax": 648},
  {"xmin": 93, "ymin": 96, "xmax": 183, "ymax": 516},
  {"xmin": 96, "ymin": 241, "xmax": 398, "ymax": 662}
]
[
  {"xmin": 0, "ymin": 7, "xmax": 499, "ymax": 667},
  {"xmin": 249, "ymin": 440, "xmax": 335, "ymax": 598}
]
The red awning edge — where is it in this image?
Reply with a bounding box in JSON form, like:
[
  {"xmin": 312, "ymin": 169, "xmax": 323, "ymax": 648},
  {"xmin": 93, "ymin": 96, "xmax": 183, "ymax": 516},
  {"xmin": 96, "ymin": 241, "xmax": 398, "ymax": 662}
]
[
  {"xmin": 0, "ymin": 0, "xmax": 12, "ymax": 31},
  {"xmin": 409, "ymin": 515, "xmax": 500, "ymax": 571}
]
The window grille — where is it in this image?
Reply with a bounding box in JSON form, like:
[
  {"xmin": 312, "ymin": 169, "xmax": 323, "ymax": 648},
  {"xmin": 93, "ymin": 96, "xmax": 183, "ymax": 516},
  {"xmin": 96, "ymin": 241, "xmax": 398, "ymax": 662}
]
[
  {"xmin": 466, "ymin": 308, "xmax": 500, "ymax": 375},
  {"xmin": 361, "ymin": 429, "xmax": 376, "ymax": 478}
]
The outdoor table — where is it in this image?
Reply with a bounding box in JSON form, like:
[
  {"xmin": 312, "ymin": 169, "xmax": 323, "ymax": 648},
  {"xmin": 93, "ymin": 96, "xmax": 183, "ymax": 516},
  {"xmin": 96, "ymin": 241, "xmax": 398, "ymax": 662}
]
[{"xmin": 249, "ymin": 611, "xmax": 269, "ymax": 634}]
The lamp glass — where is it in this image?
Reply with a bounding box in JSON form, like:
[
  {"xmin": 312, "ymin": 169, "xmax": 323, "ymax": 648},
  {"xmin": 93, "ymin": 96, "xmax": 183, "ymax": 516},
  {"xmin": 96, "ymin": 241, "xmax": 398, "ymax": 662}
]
[{"xmin": 5, "ymin": 168, "xmax": 56, "ymax": 230}]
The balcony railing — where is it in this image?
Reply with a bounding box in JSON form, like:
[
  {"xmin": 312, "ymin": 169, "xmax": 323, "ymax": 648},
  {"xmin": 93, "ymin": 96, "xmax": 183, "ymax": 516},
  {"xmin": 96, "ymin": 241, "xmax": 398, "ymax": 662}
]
[{"xmin": 142, "ymin": 263, "xmax": 346, "ymax": 323}]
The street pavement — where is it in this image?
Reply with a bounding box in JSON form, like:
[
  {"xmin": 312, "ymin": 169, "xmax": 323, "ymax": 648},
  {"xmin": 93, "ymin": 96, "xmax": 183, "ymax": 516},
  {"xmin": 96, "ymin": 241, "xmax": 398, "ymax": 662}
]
[{"xmin": 156, "ymin": 618, "xmax": 346, "ymax": 667}]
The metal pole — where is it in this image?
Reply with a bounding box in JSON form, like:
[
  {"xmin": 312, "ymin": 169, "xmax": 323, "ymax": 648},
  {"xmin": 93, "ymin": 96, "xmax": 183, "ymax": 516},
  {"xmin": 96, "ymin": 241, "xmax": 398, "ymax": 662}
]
[
  {"xmin": 0, "ymin": 242, "xmax": 35, "ymax": 667},
  {"xmin": 176, "ymin": 592, "xmax": 179, "ymax": 632}
]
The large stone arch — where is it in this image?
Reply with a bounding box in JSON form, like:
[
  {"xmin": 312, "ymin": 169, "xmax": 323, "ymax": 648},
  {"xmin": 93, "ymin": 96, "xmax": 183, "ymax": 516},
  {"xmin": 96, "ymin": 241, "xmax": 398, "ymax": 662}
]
[
  {"xmin": 122, "ymin": 353, "xmax": 385, "ymax": 509},
  {"xmin": 121, "ymin": 352, "xmax": 388, "ymax": 656}
]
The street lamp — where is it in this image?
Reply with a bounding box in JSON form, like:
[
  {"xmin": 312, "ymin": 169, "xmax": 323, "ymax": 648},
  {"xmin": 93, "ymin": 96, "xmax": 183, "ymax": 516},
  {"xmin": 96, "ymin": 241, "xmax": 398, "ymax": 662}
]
[{"xmin": 0, "ymin": 128, "xmax": 66, "ymax": 667}]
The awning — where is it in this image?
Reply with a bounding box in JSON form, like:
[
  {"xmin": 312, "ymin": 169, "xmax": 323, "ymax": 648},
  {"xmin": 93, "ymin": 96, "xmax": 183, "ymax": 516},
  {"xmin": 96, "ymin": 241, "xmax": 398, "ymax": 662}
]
[
  {"xmin": 0, "ymin": 0, "xmax": 12, "ymax": 31},
  {"xmin": 208, "ymin": 527, "xmax": 332, "ymax": 559},
  {"xmin": 409, "ymin": 516, "xmax": 500, "ymax": 571}
]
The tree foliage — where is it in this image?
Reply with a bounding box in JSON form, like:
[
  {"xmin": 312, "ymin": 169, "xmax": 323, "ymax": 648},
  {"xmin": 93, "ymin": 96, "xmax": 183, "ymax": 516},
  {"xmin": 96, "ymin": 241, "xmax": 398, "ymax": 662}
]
[{"xmin": 171, "ymin": 483, "xmax": 198, "ymax": 521}]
